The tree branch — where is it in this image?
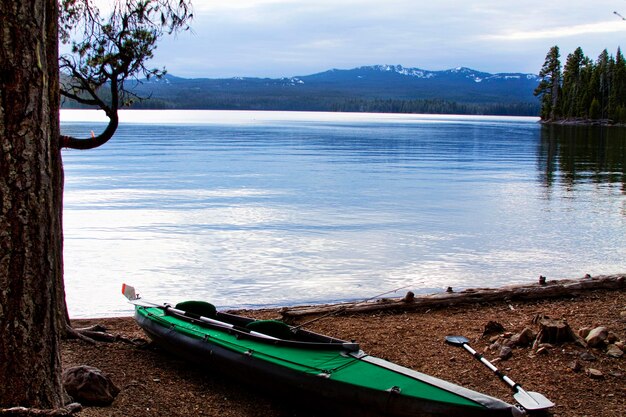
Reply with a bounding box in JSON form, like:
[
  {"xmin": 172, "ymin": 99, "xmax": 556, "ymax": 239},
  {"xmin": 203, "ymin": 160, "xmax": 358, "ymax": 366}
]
[
  {"xmin": 58, "ymin": 1, "xmax": 192, "ymax": 150},
  {"xmin": 61, "ymin": 112, "xmax": 118, "ymax": 150}
]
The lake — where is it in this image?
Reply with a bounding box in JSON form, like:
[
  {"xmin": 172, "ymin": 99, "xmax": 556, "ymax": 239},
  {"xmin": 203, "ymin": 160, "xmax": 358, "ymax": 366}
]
[{"xmin": 60, "ymin": 110, "xmax": 626, "ymax": 317}]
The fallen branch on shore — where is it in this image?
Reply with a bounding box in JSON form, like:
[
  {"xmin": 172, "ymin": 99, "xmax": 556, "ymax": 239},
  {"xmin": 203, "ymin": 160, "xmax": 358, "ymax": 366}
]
[
  {"xmin": 0, "ymin": 403, "xmax": 82, "ymax": 416},
  {"xmin": 280, "ymin": 274, "xmax": 625, "ymax": 319}
]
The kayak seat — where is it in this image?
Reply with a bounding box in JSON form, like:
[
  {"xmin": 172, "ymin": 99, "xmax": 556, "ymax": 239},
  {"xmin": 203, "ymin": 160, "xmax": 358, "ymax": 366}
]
[
  {"xmin": 245, "ymin": 320, "xmax": 293, "ymax": 340},
  {"xmin": 175, "ymin": 301, "xmax": 217, "ymax": 318}
]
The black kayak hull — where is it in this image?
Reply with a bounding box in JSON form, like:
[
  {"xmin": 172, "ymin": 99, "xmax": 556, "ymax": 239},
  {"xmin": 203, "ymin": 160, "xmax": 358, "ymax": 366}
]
[{"xmin": 136, "ymin": 309, "xmax": 522, "ymax": 417}]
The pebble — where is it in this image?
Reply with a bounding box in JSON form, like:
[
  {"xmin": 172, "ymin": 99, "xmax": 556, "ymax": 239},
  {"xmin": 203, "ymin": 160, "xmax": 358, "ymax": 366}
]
[
  {"xmin": 579, "ymin": 351, "xmax": 597, "ymax": 361},
  {"xmin": 569, "ymin": 360, "xmax": 582, "ymax": 372},
  {"xmin": 586, "ymin": 368, "xmax": 604, "ymax": 379},
  {"xmin": 499, "ymin": 346, "xmax": 513, "ymax": 360},
  {"xmin": 514, "ymin": 327, "xmax": 535, "ymax": 346},
  {"xmin": 585, "ymin": 326, "xmax": 608, "ymax": 348},
  {"xmin": 503, "ymin": 338, "xmax": 516, "ymax": 348},
  {"xmin": 606, "ymin": 344, "xmax": 624, "ymax": 358},
  {"xmin": 578, "ymin": 327, "xmax": 592, "ymax": 339},
  {"xmin": 536, "ymin": 346, "xmax": 550, "ymax": 355},
  {"xmin": 62, "ymin": 365, "xmax": 120, "ymax": 406}
]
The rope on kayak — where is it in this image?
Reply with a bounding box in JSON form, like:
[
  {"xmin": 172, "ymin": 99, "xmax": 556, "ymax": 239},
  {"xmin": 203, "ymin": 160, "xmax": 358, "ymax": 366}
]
[{"xmin": 291, "ymin": 284, "xmax": 414, "ymax": 331}]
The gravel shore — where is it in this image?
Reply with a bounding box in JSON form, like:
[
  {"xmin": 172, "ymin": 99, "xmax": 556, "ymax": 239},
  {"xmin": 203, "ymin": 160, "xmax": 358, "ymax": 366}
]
[{"xmin": 64, "ymin": 289, "xmax": 625, "ymax": 417}]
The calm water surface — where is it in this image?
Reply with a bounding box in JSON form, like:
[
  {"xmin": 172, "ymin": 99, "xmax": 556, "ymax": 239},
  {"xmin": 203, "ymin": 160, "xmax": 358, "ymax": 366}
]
[{"xmin": 60, "ymin": 110, "xmax": 626, "ymax": 317}]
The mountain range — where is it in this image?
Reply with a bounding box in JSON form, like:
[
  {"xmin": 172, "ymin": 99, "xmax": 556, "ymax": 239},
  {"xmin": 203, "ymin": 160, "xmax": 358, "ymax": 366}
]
[{"xmin": 67, "ymin": 65, "xmax": 542, "ymax": 115}]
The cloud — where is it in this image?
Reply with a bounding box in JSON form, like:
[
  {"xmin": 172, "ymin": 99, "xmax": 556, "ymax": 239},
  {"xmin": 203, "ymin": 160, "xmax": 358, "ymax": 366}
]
[
  {"xmin": 144, "ymin": 0, "xmax": 625, "ymax": 77},
  {"xmin": 483, "ymin": 20, "xmax": 626, "ymax": 41}
]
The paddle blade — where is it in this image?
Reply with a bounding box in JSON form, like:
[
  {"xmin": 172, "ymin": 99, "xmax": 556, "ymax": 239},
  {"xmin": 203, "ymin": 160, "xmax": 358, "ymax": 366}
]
[
  {"xmin": 445, "ymin": 335, "xmax": 470, "ymax": 346},
  {"xmin": 514, "ymin": 389, "xmax": 554, "ymax": 411},
  {"xmin": 122, "ymin": 283, "xmax": 137, "ymax": 301}
]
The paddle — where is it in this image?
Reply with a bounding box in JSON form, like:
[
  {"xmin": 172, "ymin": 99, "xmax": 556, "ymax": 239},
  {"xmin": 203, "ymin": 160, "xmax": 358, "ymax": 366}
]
[
  {"xmin": 122, "ymin": 284, "xmax": 279, "ymax": 340},
  {"xmin": 445, "ymin": 335, "xmax": 554, "ymax": 412}
]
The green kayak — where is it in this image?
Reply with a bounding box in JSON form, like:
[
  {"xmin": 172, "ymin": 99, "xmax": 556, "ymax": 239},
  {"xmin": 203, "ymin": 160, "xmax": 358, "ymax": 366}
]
[{"xmin": 129, "ymin": 294, "xmax": 529, "ymax": 417}]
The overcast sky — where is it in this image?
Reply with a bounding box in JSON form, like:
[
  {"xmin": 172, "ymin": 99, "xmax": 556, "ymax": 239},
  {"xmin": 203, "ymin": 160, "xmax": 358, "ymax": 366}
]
[{"xmin": 144, "ymin": 0, "xmax": 626, "ymax": 78}]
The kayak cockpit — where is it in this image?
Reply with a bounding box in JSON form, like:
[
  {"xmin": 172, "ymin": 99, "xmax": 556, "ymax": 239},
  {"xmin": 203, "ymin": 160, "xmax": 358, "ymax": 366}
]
[{"xmin": 139, "ymin": 304, "xmax": 361, "ymax": 352}]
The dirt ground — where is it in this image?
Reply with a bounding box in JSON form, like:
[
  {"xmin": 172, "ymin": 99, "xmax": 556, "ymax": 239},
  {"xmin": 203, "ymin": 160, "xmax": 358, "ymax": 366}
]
[{"xmin": 64, "ymin": 289, "xmax": 625, "ymax": 417}]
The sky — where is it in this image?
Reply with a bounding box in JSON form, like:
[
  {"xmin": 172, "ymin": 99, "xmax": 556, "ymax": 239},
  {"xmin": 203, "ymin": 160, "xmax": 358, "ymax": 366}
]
[{"xmin": 109, "ymin": 0, "xmax": 626, "ymax": 78}]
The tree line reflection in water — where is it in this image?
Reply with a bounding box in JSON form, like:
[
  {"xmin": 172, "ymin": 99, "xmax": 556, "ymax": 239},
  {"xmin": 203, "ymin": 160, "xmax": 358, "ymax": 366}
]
[{"xmin": 538, "ymin": 125, "xmax": 626, "ymax": 193}]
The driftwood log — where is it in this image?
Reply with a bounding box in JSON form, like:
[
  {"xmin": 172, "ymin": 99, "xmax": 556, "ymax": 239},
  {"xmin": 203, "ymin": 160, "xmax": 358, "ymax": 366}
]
[{"xmin": 280, "ymin": 274, "xmax": 625, "ymax": 319}]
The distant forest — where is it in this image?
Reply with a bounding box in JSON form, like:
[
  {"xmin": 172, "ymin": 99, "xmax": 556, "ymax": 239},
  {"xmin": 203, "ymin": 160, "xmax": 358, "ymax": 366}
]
[
  {"xmin": 125, "ymin": 96, "xmax": 539, "ymax": 116},
  {"xmin": 327, "ymin": 99, "xmax": 538, "ymax": 116},
  {"xmin": 535, "ymin": 46, "xmax": 626, "ymax": 124}
]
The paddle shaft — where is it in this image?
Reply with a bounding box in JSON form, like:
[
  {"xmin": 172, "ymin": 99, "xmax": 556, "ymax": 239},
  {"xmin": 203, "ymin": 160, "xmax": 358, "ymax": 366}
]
[
  {"xmin": 165, "ymin": 305, "xmax": 279, "ymax": 340},
  {"xmin": 127, "ymin": 297, "xmax": 279, "ymax": 340},
  {"xmin": 460, "ymin": 342, "xmax": 518, "ymax": 391}
]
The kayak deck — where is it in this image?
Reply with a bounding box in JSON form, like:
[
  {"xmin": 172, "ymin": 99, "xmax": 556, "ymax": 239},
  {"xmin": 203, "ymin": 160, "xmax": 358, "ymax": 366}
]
[{"xmin": 136, "ymin": 305, "xmax": 522, "ymax": 416}]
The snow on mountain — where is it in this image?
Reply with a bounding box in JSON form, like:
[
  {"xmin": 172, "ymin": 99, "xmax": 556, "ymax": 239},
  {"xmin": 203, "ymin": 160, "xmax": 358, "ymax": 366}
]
[
  {"xmin": 354, "ymin": 64, "xmax": 537, "ymax": 83},
  {"xmin": 363, "ymin": 64, "xmax": 437, "ymax": 79}
]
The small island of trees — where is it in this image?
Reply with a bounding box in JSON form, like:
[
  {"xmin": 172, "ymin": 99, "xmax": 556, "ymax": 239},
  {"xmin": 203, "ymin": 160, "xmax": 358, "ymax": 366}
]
[{"xmin": 535, "ymin": 45, "xmax": 626, "ymax": 124}]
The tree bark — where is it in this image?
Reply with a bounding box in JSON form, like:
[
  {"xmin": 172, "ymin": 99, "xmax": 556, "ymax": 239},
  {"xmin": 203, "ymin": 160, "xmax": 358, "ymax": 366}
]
[{"xmin": 0, "ymin": 0, "xmax": 65, "ymax": 408}]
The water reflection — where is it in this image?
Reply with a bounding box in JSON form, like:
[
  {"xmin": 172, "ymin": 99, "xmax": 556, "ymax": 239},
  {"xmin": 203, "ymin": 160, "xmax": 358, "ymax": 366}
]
[
  {"xmin": 538, "ymin": 125, "xmax": 626, "ymax": 191},
  {"xmin": 60, "ymin": 111, "xmax": 626, "ymax": 317}
]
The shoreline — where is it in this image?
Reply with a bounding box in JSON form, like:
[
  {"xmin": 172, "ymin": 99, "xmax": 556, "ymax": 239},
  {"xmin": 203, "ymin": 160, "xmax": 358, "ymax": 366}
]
[
  {"xmin": 64, "ymin": 285, "xmax": 625, "ymax": 417},
  {"xmin": 540, "ymin": 118, "xmax": 626, "ymax": 127}
]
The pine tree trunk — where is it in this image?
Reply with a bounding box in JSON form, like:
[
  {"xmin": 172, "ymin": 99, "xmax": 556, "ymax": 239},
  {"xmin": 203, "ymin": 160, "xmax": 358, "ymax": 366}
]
[
  {"xmin": 551, "ymin": 70, "xmax": 560, "ymax": 121},
  {"xmin": 0, "ymin": 0, "xmax": 65, "ymax": 408}
]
